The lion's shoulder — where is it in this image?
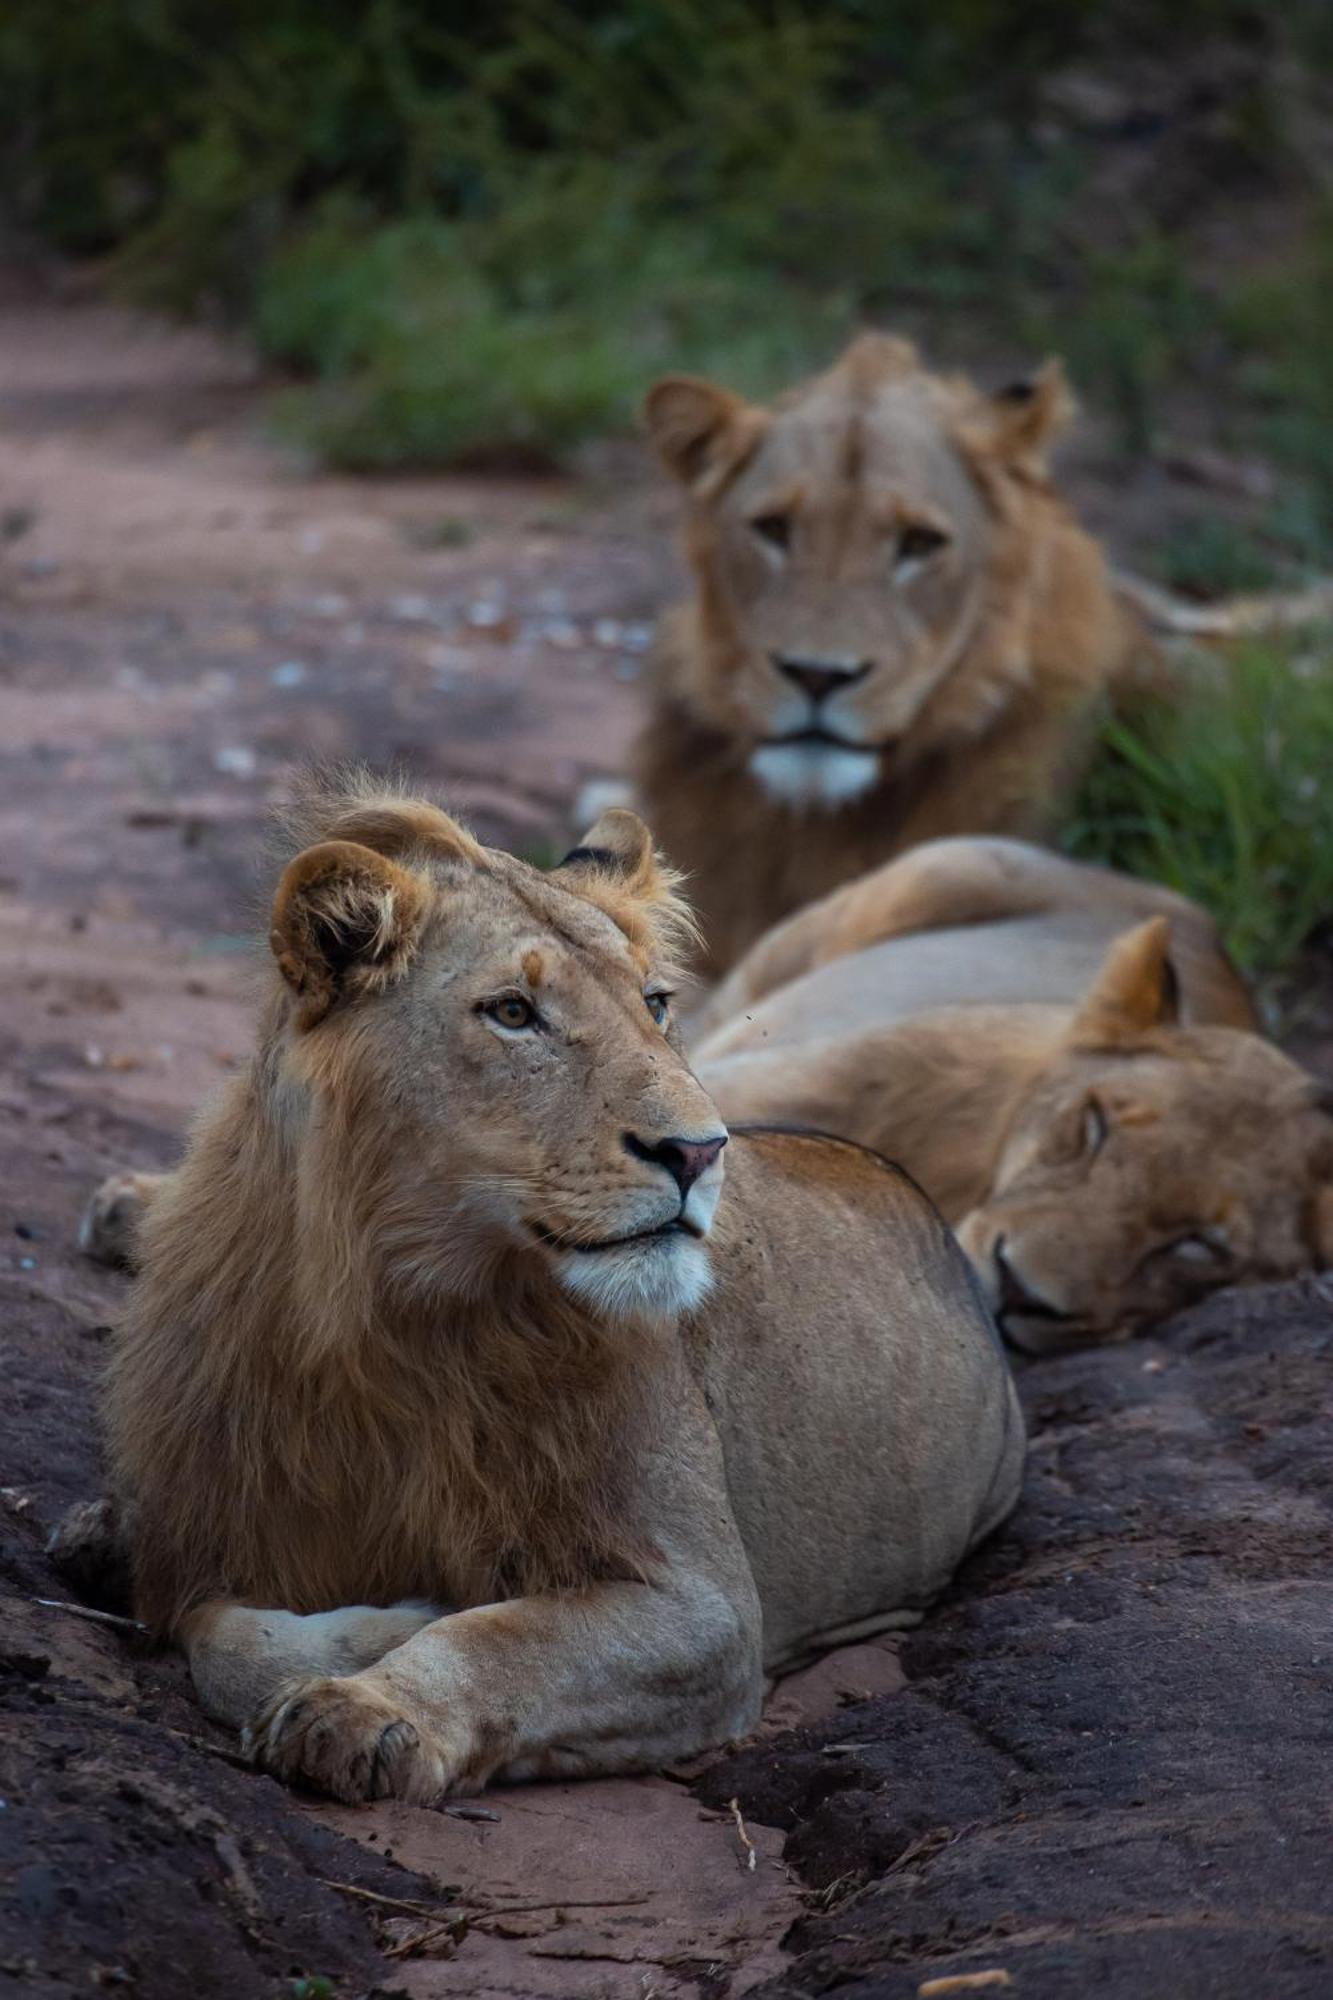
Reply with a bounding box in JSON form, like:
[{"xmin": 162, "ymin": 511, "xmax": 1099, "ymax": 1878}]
[{"xmin": 723, "ymin": 1122, "xmax": 967, "ymax": 1273}]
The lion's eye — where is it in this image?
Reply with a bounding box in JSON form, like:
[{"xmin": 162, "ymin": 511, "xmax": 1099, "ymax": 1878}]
[
  {"xmin": 751, "ymin": 512, "xmax": 791, "ymax": 555},
  {"xmin": 644, "ymin": 990, "xmax": 672, "ymax": 1027},
  {"xmin": 896, "ymin": 522, "xmax": 948, "ymax": 570},
  {"xmin": 1082, "ymin": 1096, "xmax": 1110, "ymax": 1158},
  {"xmin": 1168, "ymin": 1233, "xmax": 1228, "ymax": 1267},
  {"xmin": 486, "ymin": 995, "xmax": 538, "ymax": 1032}
]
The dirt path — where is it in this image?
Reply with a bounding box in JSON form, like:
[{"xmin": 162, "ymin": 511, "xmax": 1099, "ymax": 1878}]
[
  {"xmin": 4, "ymin": 276, "xmax": 1331, "ymax": 1999},
  {"xmin": 0, "ymin": 276, "xmax": 903, "ymax": 1999}
]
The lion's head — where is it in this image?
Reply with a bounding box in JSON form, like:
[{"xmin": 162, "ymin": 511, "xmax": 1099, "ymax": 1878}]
[
  {"xmin": 266, "ymin": 780, "xmax": 728, "ymax": 1326},
  {"xmin": 956, "ymin": 919, "xmax": 1333, "ymax": 1352},
  {"xmin": 644, "ymin": 332, "xmax": 1078, "ymax": 811}
]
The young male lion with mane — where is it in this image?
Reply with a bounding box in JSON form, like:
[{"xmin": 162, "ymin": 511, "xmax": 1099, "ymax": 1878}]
[
  {"xmin": 693, "ymin": 838, "xmax": 1333, "ymax": 1352},
  {"xmin": 99, "ymin": 777, "xmax": 1022, "ymax": 1805},
  {"xmin": 635, "ymin": 332, "xmax": 1142, "ymax": 973}
]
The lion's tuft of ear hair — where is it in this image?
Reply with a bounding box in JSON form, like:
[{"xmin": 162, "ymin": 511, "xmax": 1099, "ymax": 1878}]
[
  {"xmin": 273, "ymin": 764, "xmax": 483, "ymax": 871},
  {"xmin": 959, "ymin": 357, "xmax": 1075, "ymax": 483},
  {"xmin": 641, "ymin": 375, "xmax": 768, "ymax": 494},
  {"xmin": 269, "ymin": 838, "xmax": 431, "ymax": 1029},
  {"xmin": 557, "ymin": 810, "xmax": 699, "ymax": 976},
  {"xmin": 1069, "ymin": 916, "xmax": 1180, "ymax": 1050}
]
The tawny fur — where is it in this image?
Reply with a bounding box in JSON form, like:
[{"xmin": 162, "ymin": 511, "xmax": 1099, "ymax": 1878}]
[
  {"xmin": 109, "ymin": 781, "xmax": 688, "ymax": 1636},
  {"xmin": 695, "ymin": 846, "xmax": 1333, "ymax": 1348},
  {"xmin": 112, "ymin": 1123, "xmax": 655, "ymax": 1636},
  {"xmin": 100, "ymin": 777, "xmax": 1022, "ymax": 1804},
  {"xmin": 690, "ymin": 834, "xmax": 1257, "ymax": 1042},
  {"xmin": 637, "ymin": 333, "xmax": 1144, "ymax": 973}
]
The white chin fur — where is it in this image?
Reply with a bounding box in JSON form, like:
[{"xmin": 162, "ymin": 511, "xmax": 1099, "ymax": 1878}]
[
  {"xmin": 554, "ymin": 1233, "xmax": 714, "ymax": 1323},
  {"xmin": 749, "ymin": 741, "xmax": 880, "ymax": 809}
]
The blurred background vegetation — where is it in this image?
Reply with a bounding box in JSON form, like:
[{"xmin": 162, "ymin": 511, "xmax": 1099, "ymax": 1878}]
[
  {"xmin": 1, "ymin": 0, "xmax": 1330, "ymax": 987},
  {"xmin": 3, "ymin": 1, "xmax": 1331, "ymax": 493}
]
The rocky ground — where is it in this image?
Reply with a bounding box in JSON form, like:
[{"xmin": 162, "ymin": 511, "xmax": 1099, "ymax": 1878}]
[
  {"xmin": 705, "ymin": 1278, "xmax": 1333, "ymax": 1998},
  {"xmin": 2, "ymin": 269, "xmax": 1330, "ymax": 1998}
]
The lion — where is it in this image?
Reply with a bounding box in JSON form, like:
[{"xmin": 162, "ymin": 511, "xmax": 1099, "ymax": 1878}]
[
  {"xmin": 98, "ymin": 777, "xmax": 1023, "ymax": 1804},
  {"xmin": 689, "ymin": 834, "xmax": 1258, "ymax": 1043},
  {"xmin": 693, "ymin": 840, "xmax": 1333, "ymax": 1351},
  {"xmin": 633, "ymin": 331, "xmax": 1142, "ymax": 974}
]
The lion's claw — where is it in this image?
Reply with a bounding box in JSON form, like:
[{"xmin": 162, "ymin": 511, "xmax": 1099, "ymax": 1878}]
[{"xmin": 246, "ymin": 1675, "xmax": 450, "ymax": 1804}]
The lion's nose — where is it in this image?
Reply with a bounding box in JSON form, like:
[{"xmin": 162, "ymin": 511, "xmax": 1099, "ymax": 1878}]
[
  {"xmin": 772, "ymin": 654, "xmax": 872, "ymax": 705},
  {"xmin": 624, "ymin": 1131, "xmax": 728, "ymax": 1197}
]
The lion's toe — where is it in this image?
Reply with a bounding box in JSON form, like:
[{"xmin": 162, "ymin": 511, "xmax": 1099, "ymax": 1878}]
[{"xmin": 246, "ymin": 1677, "xmax": 448, "ymax": 1805}]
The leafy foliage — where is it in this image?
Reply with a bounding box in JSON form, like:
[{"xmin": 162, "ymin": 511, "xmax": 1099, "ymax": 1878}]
[
  {"xmin": 1225, "ymin": 215, "xmax": 1333, "ymax": 551},
  {"xmin": 254, "ymin": 201, "xmax": 850, "ymax": 466},
  {"xmin": 1064, "ymin": 636, "xmax": 1333, "ymax": 983},
  {"xmin": 3, "ymin": 2, "xmax": 1330, "ymax": 472}
]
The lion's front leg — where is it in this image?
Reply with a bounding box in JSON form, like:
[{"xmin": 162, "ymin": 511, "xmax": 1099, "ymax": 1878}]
[
  {"xmin": 181, "ymin": 1598, "xmax": 445, "ymax": 1731},
  {"xmin": 246, "ymin": 1568, "xmax": 762, "ymax": 1805}
]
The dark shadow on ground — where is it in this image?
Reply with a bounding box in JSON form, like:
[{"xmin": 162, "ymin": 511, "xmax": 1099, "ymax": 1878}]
[{"xmin": 702, "ymin": 1277, "xmax": 1333, "ymax": 1999}]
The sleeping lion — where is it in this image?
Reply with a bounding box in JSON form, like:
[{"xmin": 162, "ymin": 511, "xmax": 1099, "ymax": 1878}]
[
  {"xmin": 694, "ymin": 838, "xmax": 1333, "ymax": 1350},
  {"xmin": 633, "ymin": 331, "xmax": 1142, "ymax": 974},
  {"xmin": 92, "ymin": 779, "xmax": 1022, "ymax": 1803}
]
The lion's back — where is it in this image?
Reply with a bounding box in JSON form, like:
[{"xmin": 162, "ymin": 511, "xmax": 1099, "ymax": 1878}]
[{"xmin": 701, "ymin": 1128, "xmax": 1023, "ymax": 1669}]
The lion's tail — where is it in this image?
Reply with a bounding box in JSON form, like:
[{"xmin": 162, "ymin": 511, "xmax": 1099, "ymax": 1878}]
[{"xmin": 1106, "ymin": 568, "xmax": 1333, "ymax": 702}]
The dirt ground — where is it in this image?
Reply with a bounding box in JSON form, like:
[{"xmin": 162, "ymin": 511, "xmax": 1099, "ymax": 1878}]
[{"xmin": 3, "ymin": 269, "xmax": 1331, "ymax": 1999}]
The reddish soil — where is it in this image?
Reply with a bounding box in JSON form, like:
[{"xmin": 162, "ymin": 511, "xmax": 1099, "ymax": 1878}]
[
  {"xmin": 0, "ymin": 274, "xmax": 897, "ymax": 2000},
  {"xmin": 3, "ymin": 270, "xmax": 1330, "ymax": 1999}
]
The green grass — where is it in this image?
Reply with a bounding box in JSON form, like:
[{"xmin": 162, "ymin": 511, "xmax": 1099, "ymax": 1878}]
[{"xmin": 1063, "ymin": 633, "xmax": 1333, "ymax": 984}]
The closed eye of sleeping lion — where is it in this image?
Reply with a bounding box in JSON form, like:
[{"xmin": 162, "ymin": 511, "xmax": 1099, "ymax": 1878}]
[
  {"xmin": 694, "ymin": 840, "xmax": 1333, "ymax": 1351},
  {"xmin": 633, "ymin": 332, "xmax": 1142, "ymax": 975},
  {"xmin": 95, "ymin": 778, "xmax": 1022, "ymax": 1805}
]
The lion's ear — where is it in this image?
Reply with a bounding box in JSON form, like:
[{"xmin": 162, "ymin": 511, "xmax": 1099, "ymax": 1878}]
[
  {"xmin": 557, "ymin": 809, "xmax": 696, "ymax": 964},
  {"xmin": 1070, "ymin": 917, "xmax": 1181, "ymax": 1049},
  {"xmin": 270, "ymin": 839, "xmax": 431, "ymax": 1029},
  {"xmin": 558, "ymin": 808, "xmax": 660, "ymax": 900},
  {"xmin": 974, "ymin": 358, "xmax": 1075, "ymax": 478},
  {"xmin": 642, "ymin": 375, "xmax": 766, "ymax": 493}
]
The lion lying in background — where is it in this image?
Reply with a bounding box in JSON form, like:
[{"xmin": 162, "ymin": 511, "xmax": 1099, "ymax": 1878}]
[
  {"xmin": 97, "ymin": 779, "xmax": 1022, "ymax": 1803},
  {"xmin": 635, "ymin": 332, "xmax": 1142, "ymax": 974},
  {"xmin": 690, "ymin": 834, "xmax": 1258, "ymax": 1042},
  {"xmin": 694, "ymin": 839, "xmax": 1333, "ymax": 1350}
]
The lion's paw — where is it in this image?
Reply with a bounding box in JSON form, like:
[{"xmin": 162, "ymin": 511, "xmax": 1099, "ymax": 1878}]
[
  {"xmin": 78, "ymin": 1170, "xmax": 161, "ymax": 1269},
  {"xmin": 245, "ymin": 1676, "xmax": 451, "ymax": 1804}
]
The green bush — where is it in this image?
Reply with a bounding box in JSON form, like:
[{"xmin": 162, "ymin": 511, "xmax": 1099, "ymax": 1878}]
[
  {"xmin": 3, "ymin": 2, "xmax": 1331, "ymax": 472},
  {"xmin": 256, "ymin": 202, "xmax": 851, "ymax": 466},
  {"xmin": 1030, "ymin": 235, "xmax": 1214, "ymax": 460},
  {"xmin": 1225, "ymin": 213, "xmax": 1333, "ymax": 548},
  {"xmin": 1064, "ymin": 634, "xmax": 1333, "ymax": 983}
]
